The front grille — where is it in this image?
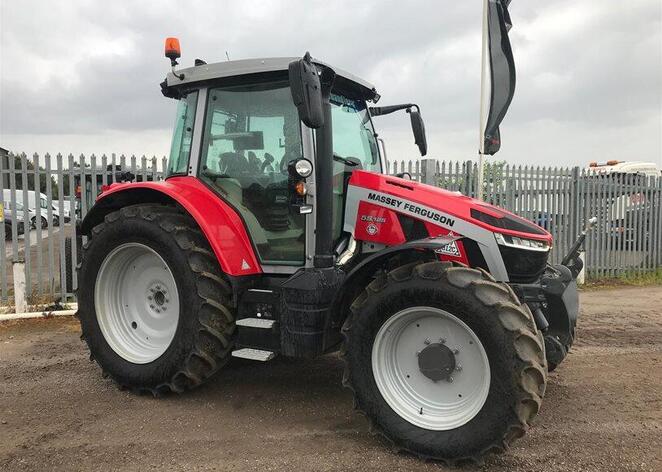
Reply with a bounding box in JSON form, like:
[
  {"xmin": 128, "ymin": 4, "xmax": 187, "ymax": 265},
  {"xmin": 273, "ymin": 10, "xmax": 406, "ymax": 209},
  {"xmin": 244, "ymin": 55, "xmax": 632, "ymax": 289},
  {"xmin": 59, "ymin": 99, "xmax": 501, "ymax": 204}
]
[{"xmin": 499, "ymin": 245, "xmax": 549, "ymax": 283}]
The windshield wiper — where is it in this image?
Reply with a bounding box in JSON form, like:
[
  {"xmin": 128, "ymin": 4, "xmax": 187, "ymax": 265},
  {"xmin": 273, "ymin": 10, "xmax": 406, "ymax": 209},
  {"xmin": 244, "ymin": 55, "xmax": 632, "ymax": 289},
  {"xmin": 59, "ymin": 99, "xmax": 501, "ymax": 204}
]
[{"xmin": 333, "ymin": 154, "xmax": 360, "ymax": 166}]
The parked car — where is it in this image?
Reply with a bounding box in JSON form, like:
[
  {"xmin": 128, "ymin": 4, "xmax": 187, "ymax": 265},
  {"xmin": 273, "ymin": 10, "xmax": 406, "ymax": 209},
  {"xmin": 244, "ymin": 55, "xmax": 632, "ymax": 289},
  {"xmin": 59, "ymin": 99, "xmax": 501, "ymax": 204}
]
[
  {"xmin": 1, "ymin": 200, "xmax": 30, "ymax": 240},
  {"xmin": 1, "ymin": 189, "xmax": 68, "ymax": 228}
]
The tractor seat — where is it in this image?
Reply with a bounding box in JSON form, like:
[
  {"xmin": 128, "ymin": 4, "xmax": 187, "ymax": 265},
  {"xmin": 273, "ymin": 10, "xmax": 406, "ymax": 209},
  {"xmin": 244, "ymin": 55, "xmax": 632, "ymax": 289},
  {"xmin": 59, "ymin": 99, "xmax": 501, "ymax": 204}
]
[{"xmin": 212, "ymin": 176, "xmax": 268, "ymax": 246}]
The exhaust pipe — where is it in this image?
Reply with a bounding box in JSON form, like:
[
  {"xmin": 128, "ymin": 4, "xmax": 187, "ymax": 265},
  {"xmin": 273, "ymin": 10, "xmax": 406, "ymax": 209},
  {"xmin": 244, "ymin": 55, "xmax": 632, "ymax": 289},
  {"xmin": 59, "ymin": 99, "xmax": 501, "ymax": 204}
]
[{"xmin": 313, "ymin": 68, "xmax": 336, "ymax": 268}]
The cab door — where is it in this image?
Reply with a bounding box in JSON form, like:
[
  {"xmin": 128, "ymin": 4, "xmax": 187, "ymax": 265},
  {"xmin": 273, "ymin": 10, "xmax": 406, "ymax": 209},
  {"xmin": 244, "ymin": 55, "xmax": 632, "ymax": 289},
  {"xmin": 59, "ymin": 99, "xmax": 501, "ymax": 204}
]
[{"xmin": 197, "ymin": 80, "xmax": 308, "ymax": 267}]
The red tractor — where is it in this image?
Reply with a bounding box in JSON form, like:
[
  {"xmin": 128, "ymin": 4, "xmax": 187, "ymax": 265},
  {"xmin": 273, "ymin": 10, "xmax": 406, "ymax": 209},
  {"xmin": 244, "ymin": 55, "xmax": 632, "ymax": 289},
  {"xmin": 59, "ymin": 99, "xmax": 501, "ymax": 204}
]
[{"xmin": 77, "ymin": 43, "xmax": 585, "ymax": 462}]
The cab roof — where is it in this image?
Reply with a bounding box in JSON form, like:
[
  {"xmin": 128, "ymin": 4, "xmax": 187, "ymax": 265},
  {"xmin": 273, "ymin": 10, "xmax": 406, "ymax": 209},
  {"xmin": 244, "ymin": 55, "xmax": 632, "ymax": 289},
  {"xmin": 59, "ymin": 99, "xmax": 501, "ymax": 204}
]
[{"xmin": 163, "ymin": 57, "xmax": 379, "ymax": 102}]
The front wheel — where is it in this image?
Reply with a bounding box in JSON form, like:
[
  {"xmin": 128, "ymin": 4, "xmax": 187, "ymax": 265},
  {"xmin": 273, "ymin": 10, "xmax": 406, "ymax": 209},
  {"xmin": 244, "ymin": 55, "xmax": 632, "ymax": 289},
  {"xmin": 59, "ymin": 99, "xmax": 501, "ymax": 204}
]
[
  {"xmin": 342, "ymin": 261, "xmax": 547, "ymax": 463},
  {"xmin": 77, "ymin": 204, "xmax": 236, "ymax": 394}
]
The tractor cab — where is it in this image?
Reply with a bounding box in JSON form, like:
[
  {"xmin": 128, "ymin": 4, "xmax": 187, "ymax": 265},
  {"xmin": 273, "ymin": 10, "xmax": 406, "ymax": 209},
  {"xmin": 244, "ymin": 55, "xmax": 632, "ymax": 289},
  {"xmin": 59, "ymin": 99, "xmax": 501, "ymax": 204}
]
[{"xmin": 160, "ymin": 49, "xmax": 426, "ymax": 273}]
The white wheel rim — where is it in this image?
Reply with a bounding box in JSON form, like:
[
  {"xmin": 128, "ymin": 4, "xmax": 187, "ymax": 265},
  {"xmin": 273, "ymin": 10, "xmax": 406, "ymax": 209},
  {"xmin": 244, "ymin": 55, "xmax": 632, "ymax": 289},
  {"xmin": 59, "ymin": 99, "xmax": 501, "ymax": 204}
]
[
  {"xmin": 95, "ymin": 243, "xmax": 180, "ymax": 364},
  {"xmin": 372, "ymin": 306, "xmax": 490, "ymax": 431}
]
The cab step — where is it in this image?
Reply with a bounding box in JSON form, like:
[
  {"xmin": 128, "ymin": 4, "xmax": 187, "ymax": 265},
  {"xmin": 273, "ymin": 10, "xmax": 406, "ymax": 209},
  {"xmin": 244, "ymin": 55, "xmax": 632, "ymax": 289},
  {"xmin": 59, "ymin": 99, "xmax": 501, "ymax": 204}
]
[
  {"xmin": 236, "ymin": 318, "xmax": 276, "ymax": 329},
  {"xmin": 231, "ymin": 348, "xmax": 276, "ymax": 362}
]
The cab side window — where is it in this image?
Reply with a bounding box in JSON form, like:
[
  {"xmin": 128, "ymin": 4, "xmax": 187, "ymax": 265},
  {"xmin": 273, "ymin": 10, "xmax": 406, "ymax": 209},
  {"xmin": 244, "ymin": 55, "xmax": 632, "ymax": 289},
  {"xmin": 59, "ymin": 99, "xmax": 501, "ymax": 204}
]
[{"xmin": 167, "ymin": 91, "xmax": 198, "ymax": 176}]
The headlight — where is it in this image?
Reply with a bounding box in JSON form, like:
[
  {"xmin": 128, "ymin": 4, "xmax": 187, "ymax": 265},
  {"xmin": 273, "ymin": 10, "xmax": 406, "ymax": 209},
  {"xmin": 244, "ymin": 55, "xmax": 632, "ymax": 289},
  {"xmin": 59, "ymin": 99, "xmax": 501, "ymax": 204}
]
[
  {"xmin": 290, "ymin": 158, "xmax": 313, "ymax": 178},
  {"xmin": 495, "ymin": 233, "xmax": 550, "ymax": 252}
]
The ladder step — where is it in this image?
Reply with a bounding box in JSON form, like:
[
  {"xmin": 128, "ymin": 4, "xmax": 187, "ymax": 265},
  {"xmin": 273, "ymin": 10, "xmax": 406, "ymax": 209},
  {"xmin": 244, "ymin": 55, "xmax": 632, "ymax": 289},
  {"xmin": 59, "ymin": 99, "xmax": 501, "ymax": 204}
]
[
  {"xmin": 236, "ymin": 318, "xmax": 276, "ymax": 329},
  {"xmin": 231, "ymin": 348, "xmax": 276, "ymax": 362}
]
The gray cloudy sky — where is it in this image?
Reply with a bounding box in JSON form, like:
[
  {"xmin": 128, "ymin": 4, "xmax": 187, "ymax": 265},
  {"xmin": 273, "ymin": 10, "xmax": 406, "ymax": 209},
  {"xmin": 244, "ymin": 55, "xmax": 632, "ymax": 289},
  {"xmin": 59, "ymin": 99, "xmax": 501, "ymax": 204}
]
[{"xmin": 1, "ymin": 0, "xmax": 661, "ymax": 168}]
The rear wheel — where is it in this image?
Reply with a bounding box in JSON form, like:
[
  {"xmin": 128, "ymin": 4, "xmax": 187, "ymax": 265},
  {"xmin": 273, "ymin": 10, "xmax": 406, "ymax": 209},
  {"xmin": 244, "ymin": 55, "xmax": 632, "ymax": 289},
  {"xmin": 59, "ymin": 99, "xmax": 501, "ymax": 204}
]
[
  {"xmin": 33, "ymin": 215, "xmax": 48, "ymax": 229},
  {"xmin": 77, "ymin": 204, "xmax": 235, "ymax": 394},
  {"xmin": 342, "ymin": 261, "xmax": 547, "ymax": 463}
]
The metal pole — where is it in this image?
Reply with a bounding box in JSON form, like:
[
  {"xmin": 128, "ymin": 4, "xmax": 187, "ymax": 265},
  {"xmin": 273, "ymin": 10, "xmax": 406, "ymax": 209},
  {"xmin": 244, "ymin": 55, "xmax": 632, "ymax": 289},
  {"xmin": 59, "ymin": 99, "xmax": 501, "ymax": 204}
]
[{"xmin": 477, "ymin": 0, "xmax": 489, "ymax": 201}]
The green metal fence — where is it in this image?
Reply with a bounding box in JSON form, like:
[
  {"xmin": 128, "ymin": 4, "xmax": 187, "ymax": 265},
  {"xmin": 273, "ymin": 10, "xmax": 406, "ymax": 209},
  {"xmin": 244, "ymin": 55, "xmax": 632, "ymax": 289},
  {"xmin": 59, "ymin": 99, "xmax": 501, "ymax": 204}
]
[
  {"xmin": 388, "ymin": 159, "xmax": 662, "ymax": 278},
  {"xmin": 1, "ymin": 153, "xmax": 660, "ymax": 307},
  {"xmin": 1, "ymin": 153, "xmax": 166, "ymax": 307}
]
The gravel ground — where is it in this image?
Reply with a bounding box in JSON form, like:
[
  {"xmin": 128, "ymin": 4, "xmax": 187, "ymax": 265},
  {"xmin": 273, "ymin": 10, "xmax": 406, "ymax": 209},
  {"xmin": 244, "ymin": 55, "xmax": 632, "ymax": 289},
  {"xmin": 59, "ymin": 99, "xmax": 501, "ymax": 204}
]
[{"xmin": 0, "ymin": 286, "xmax": 660, "ymax": 471}]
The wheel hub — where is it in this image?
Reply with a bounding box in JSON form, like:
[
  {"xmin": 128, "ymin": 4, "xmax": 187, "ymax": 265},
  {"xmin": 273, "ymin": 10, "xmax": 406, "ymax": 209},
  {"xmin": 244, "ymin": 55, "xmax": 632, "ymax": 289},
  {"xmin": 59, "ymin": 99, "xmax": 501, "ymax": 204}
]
[
  {"xmin": 147, "ymin": 284, "xmax": 170, "ymax": 314},
  {"xmin": 418, "ymin": 342, "xmax": 456, "ymax": 382}
]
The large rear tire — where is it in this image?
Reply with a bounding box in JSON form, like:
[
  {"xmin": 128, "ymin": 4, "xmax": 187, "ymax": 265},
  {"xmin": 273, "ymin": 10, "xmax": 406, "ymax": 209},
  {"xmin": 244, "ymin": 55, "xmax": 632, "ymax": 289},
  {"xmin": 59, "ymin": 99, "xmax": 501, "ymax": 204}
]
[
  {"xmin": 77, "ymin": 204, "xmax": 235, "ymax": 394},
  {"xmin": 341, "ymin": 261, "xmax": 547, "ymax": 463}
]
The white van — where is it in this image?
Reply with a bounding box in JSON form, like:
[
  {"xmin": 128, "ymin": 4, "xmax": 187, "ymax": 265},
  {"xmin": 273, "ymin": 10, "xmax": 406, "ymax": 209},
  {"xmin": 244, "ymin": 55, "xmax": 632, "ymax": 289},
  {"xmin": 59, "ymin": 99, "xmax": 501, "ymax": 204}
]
[
  {"xmin": 586, "ymin": 160, "xmax": 660, "ymax": 179},
  {"xmin": 1, "ymin": 189, "xmax": 68, "ymax": 228}
]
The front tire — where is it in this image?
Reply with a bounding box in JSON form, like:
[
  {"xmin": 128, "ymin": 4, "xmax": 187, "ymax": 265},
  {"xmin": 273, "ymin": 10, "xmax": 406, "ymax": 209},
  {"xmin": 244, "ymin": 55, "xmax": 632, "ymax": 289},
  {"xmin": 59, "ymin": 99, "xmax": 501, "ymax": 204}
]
[
  {"xmin": 77, "ymin": 204, "xmax": 235, "ymax": 394},
  {"xmin": 341, "ymin": 261, "xmax": 547, "ymax": 463}
]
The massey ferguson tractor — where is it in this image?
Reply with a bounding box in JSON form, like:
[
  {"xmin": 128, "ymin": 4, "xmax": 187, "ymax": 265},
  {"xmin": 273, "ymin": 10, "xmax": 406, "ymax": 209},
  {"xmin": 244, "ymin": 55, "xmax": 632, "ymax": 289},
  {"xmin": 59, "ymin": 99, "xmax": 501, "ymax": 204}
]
[{"xmin": 76, "ymin": 17, "xmax": 589, "ymax": 463}]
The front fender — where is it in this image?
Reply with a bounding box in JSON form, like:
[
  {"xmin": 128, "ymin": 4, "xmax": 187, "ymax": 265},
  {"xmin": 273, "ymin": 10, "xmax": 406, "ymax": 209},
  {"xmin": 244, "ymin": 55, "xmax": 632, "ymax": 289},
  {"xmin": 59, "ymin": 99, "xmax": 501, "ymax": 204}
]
[
  {"xmin": 328, "ymin": 236, "xmax": 458, "ymax": 335},
  {"xmin": 80, "ymin": 177, "xmax": 261, "ymax": 276}
]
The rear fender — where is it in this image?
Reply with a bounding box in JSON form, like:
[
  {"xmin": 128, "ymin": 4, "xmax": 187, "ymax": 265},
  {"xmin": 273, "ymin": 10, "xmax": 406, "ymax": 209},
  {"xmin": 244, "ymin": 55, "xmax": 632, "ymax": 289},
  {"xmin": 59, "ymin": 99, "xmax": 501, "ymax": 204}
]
[{"xmin": 80, "ymin": 177, "xmax": 261, "ymax": 277}]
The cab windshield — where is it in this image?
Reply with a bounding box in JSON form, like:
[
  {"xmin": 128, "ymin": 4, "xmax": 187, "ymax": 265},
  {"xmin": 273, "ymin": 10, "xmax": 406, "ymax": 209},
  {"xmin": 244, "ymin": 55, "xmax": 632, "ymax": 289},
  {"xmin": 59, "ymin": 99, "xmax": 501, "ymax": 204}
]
[
  {"xmin": 330, "ymin": 94, "xmax": 381, "ymax": 172},
  {"xmin": 329, "ymin": 93, "xmax": 381, "ymax": 243}
]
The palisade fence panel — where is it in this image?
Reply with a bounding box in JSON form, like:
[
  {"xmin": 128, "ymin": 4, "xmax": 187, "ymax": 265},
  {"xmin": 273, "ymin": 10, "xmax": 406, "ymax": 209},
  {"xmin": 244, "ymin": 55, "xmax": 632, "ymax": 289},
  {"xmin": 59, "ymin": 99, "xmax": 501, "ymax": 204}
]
[
  {"xmin": 1, "ymin": 152, "xmax": 661, "ymax": 308},
  {"xmin": 1, "ymin": 153, "xmax": 166, "ymax": 306},
  {"xmin": 390, "ymin": 158, "xmax": 661, "ymax": 278}
]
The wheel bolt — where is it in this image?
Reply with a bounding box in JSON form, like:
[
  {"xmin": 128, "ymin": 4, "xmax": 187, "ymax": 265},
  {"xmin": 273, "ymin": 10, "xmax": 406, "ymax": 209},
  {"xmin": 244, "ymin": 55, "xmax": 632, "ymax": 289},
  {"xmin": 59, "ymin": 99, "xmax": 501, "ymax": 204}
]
[
  {"xmin": 453, "ymin": 349, "xmax": 460, "ymax": 355},
  {"xmin": 148, "ymin": 296, "xmax": 152, "ymax": 300},
  {"xmin": 448, "ymin": 376, "xmax": 454, "ymax": 383},
  {"xmin": 165, "ymin": 299, "xmax": 169, "ymax": 303},
  {"xmin": 424, "ymin": 338, "xmax": 431, "ymax": 345},
  {"xmin": 162, "ymin": 307, "xmax": 167, "ymax": 311},
  {"xmin": 456, "ymin": 364, "xmax": 463, "ymax": 372},
  {"xmin": 149, "ymin": 304, "xmax": 154, "ymax": 309},
  {"xmin": 439, "ymin": 338, "xmax": 446, "ymax": 344}
]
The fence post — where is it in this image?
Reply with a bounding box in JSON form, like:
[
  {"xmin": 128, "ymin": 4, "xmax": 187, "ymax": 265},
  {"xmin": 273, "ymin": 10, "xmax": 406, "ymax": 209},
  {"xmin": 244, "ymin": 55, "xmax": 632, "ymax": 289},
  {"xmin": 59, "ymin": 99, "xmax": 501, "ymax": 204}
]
[
  {"xmin": 577, "ymin": 251, "xmax": 586, "ymax": 285},
  {"xmin": 466, "ymin": 160, "xmax": 475, "ymax": 197},
  {"xmin": 570, "ymin": 166, "xmax": 581, "ymax": 245},
  {"xmin": 13, "ymin": 257, "xmax": 27, "ymax": 313},
  {"xmin": 0, "ymin": 148, "xmax": 8, "ymax": 190},
  {"xmin": 420, "ymin": 159, "xmax": 437, "ymax": 186}
]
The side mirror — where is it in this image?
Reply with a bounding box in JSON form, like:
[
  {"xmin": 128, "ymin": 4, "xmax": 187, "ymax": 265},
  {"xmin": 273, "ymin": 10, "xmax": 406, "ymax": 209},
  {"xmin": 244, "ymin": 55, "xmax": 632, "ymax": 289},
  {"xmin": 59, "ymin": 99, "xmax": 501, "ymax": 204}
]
[
  {"xmin": 289, "ymin": 52, "xmax": 324, "ymax": 129},
  {"xmin": 408, "ymin": 107, "xmax": 427, "ymax": 156}
]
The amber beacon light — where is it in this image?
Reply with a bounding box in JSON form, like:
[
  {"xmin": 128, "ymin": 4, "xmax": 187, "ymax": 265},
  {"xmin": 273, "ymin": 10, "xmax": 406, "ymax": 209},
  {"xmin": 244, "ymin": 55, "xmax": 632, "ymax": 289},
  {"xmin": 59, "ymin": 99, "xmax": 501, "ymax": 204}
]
[
  {"xmin": 164, "ymin": 37, "xmax": 184, "ymax": 80},
  {"xmin": 165, "ymin": 37, "xmax": 181, "ymax": 60}
]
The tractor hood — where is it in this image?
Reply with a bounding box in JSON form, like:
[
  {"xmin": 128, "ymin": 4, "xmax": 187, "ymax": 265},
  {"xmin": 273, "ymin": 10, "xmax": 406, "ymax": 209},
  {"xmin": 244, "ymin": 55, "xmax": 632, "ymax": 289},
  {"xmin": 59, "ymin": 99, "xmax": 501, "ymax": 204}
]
[{"xmin": 347, "ymin": 170, "xmax": 552, "ymax": 244}]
